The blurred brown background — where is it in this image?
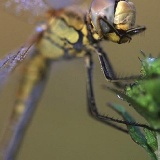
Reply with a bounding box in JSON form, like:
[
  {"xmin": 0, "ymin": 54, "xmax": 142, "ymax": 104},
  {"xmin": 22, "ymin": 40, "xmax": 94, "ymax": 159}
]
[{"xmin": 0, "ymin": 0, "xmax": 160, "ymax": 160}]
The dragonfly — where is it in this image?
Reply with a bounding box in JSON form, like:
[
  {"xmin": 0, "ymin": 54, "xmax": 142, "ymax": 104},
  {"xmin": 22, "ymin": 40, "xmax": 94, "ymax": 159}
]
[{"xmin": 0, "ymin": 0, "xmax": 153, "ymax": 159}]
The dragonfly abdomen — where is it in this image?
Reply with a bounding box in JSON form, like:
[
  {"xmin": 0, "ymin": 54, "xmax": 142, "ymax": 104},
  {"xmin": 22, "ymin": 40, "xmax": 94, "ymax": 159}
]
[{"xmin": 1, "ymin": 52, "xmax": 51, "ymax": 159}]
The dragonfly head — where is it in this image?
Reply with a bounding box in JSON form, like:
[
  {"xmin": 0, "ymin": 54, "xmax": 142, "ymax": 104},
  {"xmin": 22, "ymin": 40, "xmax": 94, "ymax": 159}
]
[{"xmin": 88, "ymin": 0, "xmax": 146, "ymax": 44}]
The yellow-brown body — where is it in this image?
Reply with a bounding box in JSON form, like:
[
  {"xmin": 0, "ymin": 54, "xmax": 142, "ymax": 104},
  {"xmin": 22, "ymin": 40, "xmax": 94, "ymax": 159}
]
[
  {"xmin": 2, "ymin": 8, "xmax": 92, "ymax": 159},
  {"xmin": 15, "ymin": 8, "xmax": 91, "ymax": 123},
  {"xmin": 1, "ymin": 1, "xmax": 147, "ymax": 158}
]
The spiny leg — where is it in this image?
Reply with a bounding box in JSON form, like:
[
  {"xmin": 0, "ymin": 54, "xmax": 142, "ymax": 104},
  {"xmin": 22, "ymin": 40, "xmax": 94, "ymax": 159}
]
[
  {"xmin": 84, "ymin": 52, "xmax": 160, "ymax": 132},
  {"xmin": 94, "ymin": 46, "xmax": 129, "ymax": 88},
  {"xmin": 84, "ymin": 53, "xmax": 128, "ymax": 134}
]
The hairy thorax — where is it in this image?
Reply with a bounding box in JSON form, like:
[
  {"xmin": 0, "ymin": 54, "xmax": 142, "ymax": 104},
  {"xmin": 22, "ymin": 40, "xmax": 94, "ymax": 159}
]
[{"xmin": 36, "ymin": 8, "xmax": 91, "ymax": 60}]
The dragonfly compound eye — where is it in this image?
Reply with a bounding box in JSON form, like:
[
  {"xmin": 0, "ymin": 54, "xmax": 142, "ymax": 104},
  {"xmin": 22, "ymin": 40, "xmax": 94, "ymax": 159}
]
[
  {"xmin": 114, "ymin": 1, "xmax": 136, "ymax": 31},
  {"xmin": 90, "ymin": 0, "xmax": 115, "ymax": 35},
  {"xmin": 89, "ymin": 0, "xmax": 144, "ymax": 43}
]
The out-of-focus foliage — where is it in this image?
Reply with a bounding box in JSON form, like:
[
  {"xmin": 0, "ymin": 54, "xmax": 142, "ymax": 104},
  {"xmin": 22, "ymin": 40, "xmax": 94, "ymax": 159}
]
[{"xmin": 109, "ymin": 53, "xmax": 160, "ymax": 160}]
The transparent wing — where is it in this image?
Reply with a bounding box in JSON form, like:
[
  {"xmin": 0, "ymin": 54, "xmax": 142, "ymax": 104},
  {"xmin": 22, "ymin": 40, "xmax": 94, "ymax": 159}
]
[
  {"xmin": 0, "ymin": 0, "xmax": 92, "ymax": 19},
  {"xmin": 0, "ymin": 0, "xmax": 48, "ymax": 18},
  {"xmin": 0, "ymin": 31, "xmax": 42, "ymax": 85},
  {"xmin": 46, "ymin": 0, "xmax": 92, "ymax": 10},
  {"xmin": 0, "ymin": 0, "xmax": 92, "ymax": 83}
]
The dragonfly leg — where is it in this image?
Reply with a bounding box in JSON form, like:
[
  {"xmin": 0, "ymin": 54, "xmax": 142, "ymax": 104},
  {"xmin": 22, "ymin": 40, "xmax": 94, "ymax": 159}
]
[
  {"xmin": 94, "ymin": 46, "xmax": 141, "ymax": 88},
  {"xmin": 84, "ymin": 52, "xmax": 160, "ymax": 133},
  {"xmin": 84, "ymin": 53, "xmax": 129, "ymax": 134}
]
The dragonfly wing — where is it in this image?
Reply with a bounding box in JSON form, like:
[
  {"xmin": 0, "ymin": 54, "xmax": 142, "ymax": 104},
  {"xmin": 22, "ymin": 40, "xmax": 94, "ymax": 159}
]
[
  {"xmin": 45, "ymin": 0, "xmax": 91, "ymax": 9},
  {"xmin": 0, "ymin": 0, "xmax": 92, "ymax": 21},
  {"xmin": 0, "ymin": 31, "xmax": 42, "ymax": 85},
  {"xmin": 0, "ymin": 46, "xmax": 33, "ymax": 83},
  {"xmin": 0, "ymin": 0, "xmax": 49, "ymax": 22}
]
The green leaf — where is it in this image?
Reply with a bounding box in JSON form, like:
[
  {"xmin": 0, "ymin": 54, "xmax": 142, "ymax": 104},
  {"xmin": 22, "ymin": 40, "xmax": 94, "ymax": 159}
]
[
  {"xmin": 144, "ymin": 129, "xmax": 158, "ymax": 152},
  {"xmin": 109, "ymin": 103, "xmax": 157, "ymax": 160}
]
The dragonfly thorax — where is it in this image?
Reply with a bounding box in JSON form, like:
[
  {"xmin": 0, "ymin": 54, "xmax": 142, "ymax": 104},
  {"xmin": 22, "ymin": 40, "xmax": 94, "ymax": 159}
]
[{"xmin": 36, "ymin": 8, "xmax": 90, "ymax": 60}]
